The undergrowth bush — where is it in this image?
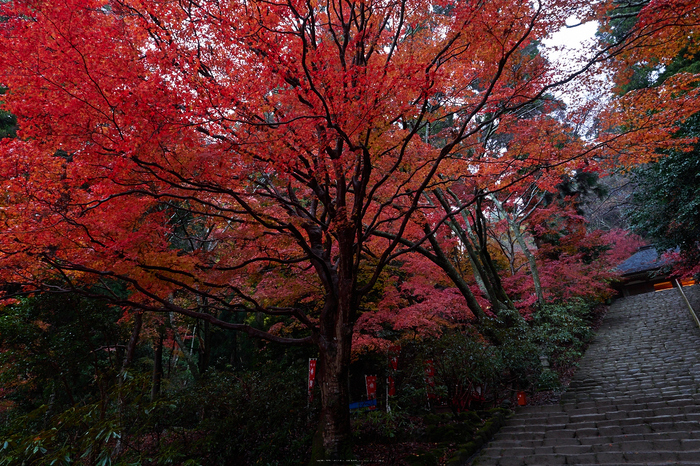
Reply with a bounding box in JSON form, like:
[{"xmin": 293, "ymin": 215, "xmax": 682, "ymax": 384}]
[
  {"xmin": 167, "ymin": 365, "xmax": 315, "ymax": 465},
  {"xmin": 0, "ymin": 364, "xmax": 316, "ymax": 466},
  {"xmin": 395, "ymin": 298, "xmax": 601, "ymax": 408},
  {"xmin": 531, "ymin": 299, "xmax": 596, "ymax": 371},
  {"xmin": 0, "ymin": 295, "xmax": 603, "ymax": 465},
  {"xmin": 352, "ymin": 410, "xmax": 421, "ymax": 444},
  {"xmin": 423, "ymin": 330, "xmax": 505, "ymax": 411}
]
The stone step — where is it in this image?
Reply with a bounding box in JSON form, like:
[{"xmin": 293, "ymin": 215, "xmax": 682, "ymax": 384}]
[
  {"xmin": 561, "ymin": 387, "xmax": 699, "ymax": 399},
  {"xmin": 562, "ymin": 386, "xmax": 699, "ymax": 396},
  {"xmin": 473, "ymin": 453, "xmax": 700, "ymax": 466},
  {"xmin": 487, "ymin": 436, "xmax": 700, "ymax": 450},
  {"xmin": 515, "ymin": 406, "xmax": 698, "ymax": 417},
  {"xmin": 474, "ymin": 448, "xmax": 700, "ymax": 465},
  {"xmin": 480, "ymin": 445, "xmax": 700, "ymax": 456},
  {"xmin": 505, "ymin": 411, "xmax": 700, "ymax": 429},
  {"xmin": 469, "ymin": 287, "xmax": 700, "ymax": 465},
  {"xmin": 547, "ymin": 392, "xmax": 700, "ymax": 410},
  {"xmin": 494, "ymin": 421, "xmax": 700, "ymax": 440}
]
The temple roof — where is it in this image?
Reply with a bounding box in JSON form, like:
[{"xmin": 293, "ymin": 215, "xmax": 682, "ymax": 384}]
[{"xmin": 617, "ymin": 246, "xmax": 676, "ymax": 276}]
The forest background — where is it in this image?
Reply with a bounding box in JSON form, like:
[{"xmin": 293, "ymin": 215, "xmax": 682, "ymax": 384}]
[{"xmin": 1, "ymin": 0, "xmax": 699, "ymax": 464}]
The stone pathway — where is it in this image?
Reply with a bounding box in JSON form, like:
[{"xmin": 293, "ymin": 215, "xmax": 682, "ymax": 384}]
[{"xmin": 471, "ymin": 286, "xmax": 700, "ymax": 465}]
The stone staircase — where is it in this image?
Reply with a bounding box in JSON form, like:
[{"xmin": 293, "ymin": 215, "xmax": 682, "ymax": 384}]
[{"xmin": 471, "ymin": 286, "xmax": 700, "ymax": 465}]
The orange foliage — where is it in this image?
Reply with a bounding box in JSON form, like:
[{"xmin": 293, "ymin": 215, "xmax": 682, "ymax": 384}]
[{"xmin": 0, "ymin": 0, "xmax": 697, "ymax": 453}]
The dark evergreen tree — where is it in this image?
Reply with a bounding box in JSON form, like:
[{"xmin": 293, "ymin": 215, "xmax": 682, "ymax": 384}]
[{"xmin": 626, "ymin": 112, "xmax": 700, "ymax": 276}]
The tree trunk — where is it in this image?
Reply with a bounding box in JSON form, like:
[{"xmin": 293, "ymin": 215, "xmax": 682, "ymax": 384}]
[
  {"xmin": 424, "ymin": 225, "xmax": 487, "ymax": 322},
  {"xmin": 308, "ymin": 226, "xmax": 355, "ymax": 463},
  {"xmin": 198, "ymin": 319, "xmax": 211, "ymax": 375},
  {"xmin": 114, "ymin": 311, "xmax": 142, "ymax": 457},
  {"xmin": 489, "ymin": 194, "xmax": 545, "ymax": 308},
  {"xmin": 473, "ymin": 197, "xmax": 514, "ymax": 313},
  {"xmin": 435, "ymin": 188, "xmax": 491, "ymax": 297},
  {"xmin": 514, "ymin": 227, "xmax": 544, "ymax": 307},
  {"xmin": 168, "ymin": 312, "xmax": 200, "ymax": 380},
  {"xmin": 311, "ymin": 320, "xmax": 353, "ymax": 462},
  {"xmin": 122, "ymin": 312, "xmax": 142, "ymax": 370},
  {"xmin": 151, "ymin": 331, "xmax": 164, "ymax": 402},
  {"xmin": 430, "ymin": 188, "xmax": 514, "ymax": 321}
]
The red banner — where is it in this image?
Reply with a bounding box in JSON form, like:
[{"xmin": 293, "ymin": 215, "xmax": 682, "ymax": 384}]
[
  {"xmin": 388, "ymin": 345, "xmax": 400, "ymax": 371},
  {"xmin": 365, "ymin": 375, "xmax": 377, "ymax": 401},
  {"xmin": 308, "ymin": 358, "xmax": 317, "ymax": 402},
  {"xmin": 387, "ymin": 376, "xmax": 396, "ymax": 397},
  {"xmin": 387, "ymin": 345, "xmax": 399, "ymax": 399}
]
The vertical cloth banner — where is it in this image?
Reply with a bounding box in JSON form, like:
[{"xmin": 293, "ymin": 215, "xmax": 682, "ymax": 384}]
[
  {"xmin": 365, "ymin": 375, "xmax": 377, "ymax": 404},
  {"xmin": 308, "ymin": 358, "xmax": 317, "ymax": 403},
  {"xmin": 387, "ymin": 345, "xmax": 400, "ymax": 400},
  {"xmin": 387, "ymin": 376, "xmax": 396, "ymax": 396},
  {"xmin": 388, "ymin": 345, "xmax": 399, "ymax": 371}
]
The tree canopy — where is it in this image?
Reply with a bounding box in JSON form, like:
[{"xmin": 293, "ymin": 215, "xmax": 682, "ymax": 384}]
[
  {"xmin": 625, "ymin": 51, "xmax": 700, "ymax": 278},
  {"xmin": 1, "ymin": 0, "xmax": 699, "ymax": 460}
]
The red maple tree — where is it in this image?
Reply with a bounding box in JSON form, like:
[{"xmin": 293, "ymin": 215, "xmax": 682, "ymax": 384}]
[{"xmin": 1, "ymin": 0, "xmax": 697, "ymax": 460}]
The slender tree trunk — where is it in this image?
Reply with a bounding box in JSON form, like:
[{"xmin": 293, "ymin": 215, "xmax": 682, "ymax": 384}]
[
  {"xmin": 423, "ymin": 225, "xmax": 487, "ymax": 322},
  {"xmin": 464, "ymin": 234, "xmax": 499, "ymax": 303},
  {"xmin": 437, "ymin": 192, "xmax": 505, "ymax": 312},
  {"xmin": 198, "ymin": 319, "xmax": 211, "ymax": 376},
  {"xmin": 372, "ymin": 225, "xmax": 487, "ymax": 322},
  {"xmin": 513, "ymin": 228, "xmax": 544, "ymax": 306},
  {"xmin": 458, "ymin": 218, "xmax": 507, "ymax": 313},
  {"xmin": 114, "ymin": 311, "xmax": 142, "ymax": 457},
  {"xmin": 151, "ymin": 332, "xmax": 164, "ymax": 402},
  {"xmin": 473, "ymin": 197, "xmax": 514, "ymax": 313},
  {"xmin": 427, "ymin": 189, "xmax": 513, "ymax": 319},
  {"xmin": 168, "ymin": 312, "xmax": 200, "ymax": 380},
  {"xmin": 489, "ymin": 194, "xmax": 545, "ymax": 308},
  {"xmin": 435, "ymin": 188, "xmax": 490, "ymax": 296},
  {"xmin": 122, "ymin": 312, "xmax": 142, "ymax": 370}
]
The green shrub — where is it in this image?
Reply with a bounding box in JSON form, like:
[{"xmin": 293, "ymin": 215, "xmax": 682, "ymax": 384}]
[
  {"xmin": 536, "ymin": 369, "xmax": 561, "ymax": 391},
  {"xmin": 481, "ymin": 313, "xmax": 541, "ymax": 391},
  {"xmin": 149, "ymin": 365, "xmax": 316, "ymax": 465},
  {"xmin": 424, "ymin": 330, "xmax": 505, "ymax": 411},
  {"xmin": 352, "ymin": 410, "xmax": 421, "ymax": 444},
  {"xmin": 532, "ymin": 299, "xmax": 595, "ymax": 371},
  {"xmin": 1, "ymin": 365, "xmax": 316, "ymax": 466}
]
